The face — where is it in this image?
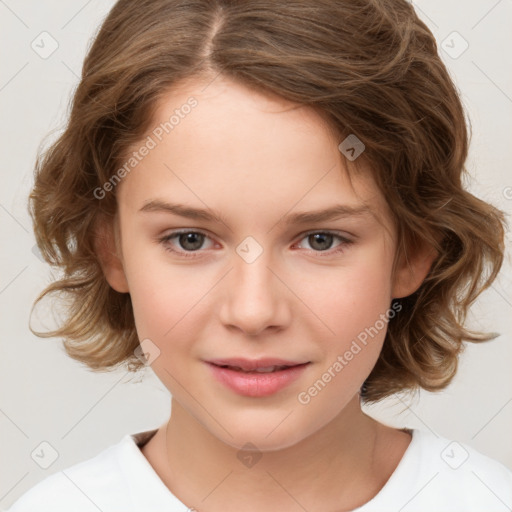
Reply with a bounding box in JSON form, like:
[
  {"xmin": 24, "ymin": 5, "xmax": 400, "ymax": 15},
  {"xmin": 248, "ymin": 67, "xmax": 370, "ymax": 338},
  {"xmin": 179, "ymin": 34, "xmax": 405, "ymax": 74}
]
[{"xmin": 105, "ymin": 76, "xmax": 409, "ymax": 451}]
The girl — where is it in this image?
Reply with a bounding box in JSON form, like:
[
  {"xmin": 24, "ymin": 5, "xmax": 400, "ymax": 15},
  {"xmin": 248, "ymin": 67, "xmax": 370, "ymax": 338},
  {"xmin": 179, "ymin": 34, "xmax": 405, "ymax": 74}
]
[{"xmin": 8, "ymin": 0, "xmax": 512, "ymax": 510}]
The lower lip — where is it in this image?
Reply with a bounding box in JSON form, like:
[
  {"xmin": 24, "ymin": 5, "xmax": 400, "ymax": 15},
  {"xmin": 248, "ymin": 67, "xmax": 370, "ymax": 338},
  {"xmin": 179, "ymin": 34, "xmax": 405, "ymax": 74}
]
[{"xmin": 206, "ymin": 362, "xmax": 310, "ymax": 397}]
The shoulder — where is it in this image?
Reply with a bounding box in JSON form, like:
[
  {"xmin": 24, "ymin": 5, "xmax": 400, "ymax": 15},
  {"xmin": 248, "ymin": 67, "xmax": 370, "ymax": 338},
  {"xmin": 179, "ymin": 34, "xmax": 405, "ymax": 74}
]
[
  {"xmin": 392, "ymin": 428, "xmax": 512, "ymax": 511},
  {"xmin": 6, "ymin": 433, "xmax": 148, "ymax": 512},
  {"xmin": 414, "ymin": 428, "xmax": 512, "ymax": 480}
]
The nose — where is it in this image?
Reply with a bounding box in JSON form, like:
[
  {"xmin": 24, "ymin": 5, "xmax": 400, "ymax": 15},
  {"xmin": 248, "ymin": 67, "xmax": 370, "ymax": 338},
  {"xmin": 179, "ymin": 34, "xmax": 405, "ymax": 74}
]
[{"xmin": 219, "ymin": 252, "xmax": 291, "ymax": 337}]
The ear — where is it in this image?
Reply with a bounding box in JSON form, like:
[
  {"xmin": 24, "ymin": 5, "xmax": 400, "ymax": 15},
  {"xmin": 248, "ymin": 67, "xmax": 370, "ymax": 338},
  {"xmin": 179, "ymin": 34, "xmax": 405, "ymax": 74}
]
[
  {"xmin": 391, "ymin": 238, "xmax": 438, "ymax": 299},
  {"xmin": 93, "ymin": 215, "xmax": 129, "ymax": 293}
]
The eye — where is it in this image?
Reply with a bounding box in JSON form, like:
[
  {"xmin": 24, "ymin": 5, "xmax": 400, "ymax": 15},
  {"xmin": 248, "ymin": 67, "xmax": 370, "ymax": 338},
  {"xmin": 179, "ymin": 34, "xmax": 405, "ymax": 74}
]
[
  {"xmin": 158, "ymin": 229, "xmax": 353, "ymax": 259},
  {"xmin": 159, "ymin": 230, "xmax": 214, "ymax": 258},
  {"xmin": 294, "ymin": 231, "xmax": 353, "ymax": 256}
]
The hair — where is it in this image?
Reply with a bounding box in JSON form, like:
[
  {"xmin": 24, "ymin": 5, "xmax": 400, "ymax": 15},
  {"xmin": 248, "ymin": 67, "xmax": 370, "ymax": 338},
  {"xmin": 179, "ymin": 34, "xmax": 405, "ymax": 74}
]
[{"xmin": 29, "ymin": 0, "xmax": 506, "ymax": 402}]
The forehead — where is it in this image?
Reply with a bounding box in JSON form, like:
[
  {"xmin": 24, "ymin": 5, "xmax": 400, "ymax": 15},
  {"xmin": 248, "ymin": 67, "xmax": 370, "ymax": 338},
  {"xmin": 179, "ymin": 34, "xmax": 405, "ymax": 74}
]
[{"xmin": 118, "ymin": 76, "xmax": 393, "ymax": 235}]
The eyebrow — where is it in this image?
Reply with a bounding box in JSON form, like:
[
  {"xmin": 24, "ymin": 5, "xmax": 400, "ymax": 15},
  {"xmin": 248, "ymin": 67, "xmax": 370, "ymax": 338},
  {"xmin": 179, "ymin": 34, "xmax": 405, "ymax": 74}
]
[{"xmin": 139, "ymin": 200, "xmax": 372, "ymax": 225}]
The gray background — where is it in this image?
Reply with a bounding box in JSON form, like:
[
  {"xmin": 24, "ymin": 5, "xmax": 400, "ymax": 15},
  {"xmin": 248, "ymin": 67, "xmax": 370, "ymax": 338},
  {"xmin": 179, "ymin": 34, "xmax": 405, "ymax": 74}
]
[{"xmin": 1, "ymin": 0, "xmax": 511, "ymax": 508}]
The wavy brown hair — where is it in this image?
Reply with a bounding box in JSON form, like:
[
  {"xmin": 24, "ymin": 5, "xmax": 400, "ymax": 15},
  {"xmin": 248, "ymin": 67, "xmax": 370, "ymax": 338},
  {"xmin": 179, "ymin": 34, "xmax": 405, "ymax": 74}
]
[{"xmin": 29, "ymin": 0, "xmax": 506, "ymax": 402}]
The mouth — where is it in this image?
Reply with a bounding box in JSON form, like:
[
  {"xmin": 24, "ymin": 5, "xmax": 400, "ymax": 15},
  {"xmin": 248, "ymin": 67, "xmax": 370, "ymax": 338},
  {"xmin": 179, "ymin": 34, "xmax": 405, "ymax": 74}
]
[
  {"xmin": 210, "ymin": 363, "xmax": 307, "ymax": 373},
  {"xmin": 205, "ymin": 358, "xmax": 311, "ymax": 397},
  {"xmin": 206, "ymin": 357, "xmax": 310, "ymax": 372}
]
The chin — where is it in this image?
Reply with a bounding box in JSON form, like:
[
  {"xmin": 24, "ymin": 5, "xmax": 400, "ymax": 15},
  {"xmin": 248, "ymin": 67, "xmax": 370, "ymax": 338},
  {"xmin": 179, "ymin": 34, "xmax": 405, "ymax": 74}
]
[
  {"xmin": 210, "ymin": 415, "xmax": 314, "ymax": 453},
  {"xmin": 225, "ymin": 433, "xmax": 305, "ymax": 453}
]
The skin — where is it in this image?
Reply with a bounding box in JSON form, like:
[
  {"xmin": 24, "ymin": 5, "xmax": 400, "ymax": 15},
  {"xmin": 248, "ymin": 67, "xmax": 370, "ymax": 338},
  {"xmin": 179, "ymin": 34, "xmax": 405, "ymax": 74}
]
[{"xmin": 96, "ymin": 75, "xmax": 436, "ymax": 511}]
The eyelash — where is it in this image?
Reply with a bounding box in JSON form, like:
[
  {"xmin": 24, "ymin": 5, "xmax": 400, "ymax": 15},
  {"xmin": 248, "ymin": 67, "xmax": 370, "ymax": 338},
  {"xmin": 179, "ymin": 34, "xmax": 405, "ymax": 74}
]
[{"xmin": 157, "ymin": 229, "xmax": 354, "ymax": 259}]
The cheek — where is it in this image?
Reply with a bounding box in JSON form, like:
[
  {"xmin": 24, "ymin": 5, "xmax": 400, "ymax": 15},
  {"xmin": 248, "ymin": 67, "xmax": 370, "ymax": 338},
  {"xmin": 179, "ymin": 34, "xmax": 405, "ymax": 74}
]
[
  {"xmin": 128, "ymin": 267, "xmax": 203, "ymax": 340},
  {"xmin": 122, "ymin": 242, "xmax": 219, "ymax": 365},
  {"xmin": 299, "ymin": 252, "xmax": 394, "ymax": 340},
  {"xmin": 295, "ymin": 265, "xmax": 392, "ymax": 413},
  {"xmin": 295, "ymin": 248, "xmax": 394, "ymax": 395}
]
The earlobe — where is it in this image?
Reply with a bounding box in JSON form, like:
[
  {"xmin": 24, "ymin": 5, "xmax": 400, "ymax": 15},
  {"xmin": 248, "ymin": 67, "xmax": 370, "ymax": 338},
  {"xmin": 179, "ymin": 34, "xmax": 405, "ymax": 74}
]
[
  {"xmin": 391, "ymin": 241, "xmax": 438, "ymax": 299},
  {"xmin": 93, "ymin": 216, "xmax": 129, "ymax": 293}
]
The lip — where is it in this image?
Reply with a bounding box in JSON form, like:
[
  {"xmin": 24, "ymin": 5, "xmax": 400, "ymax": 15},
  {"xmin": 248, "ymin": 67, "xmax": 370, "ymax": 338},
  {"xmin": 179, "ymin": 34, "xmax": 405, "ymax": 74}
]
[
  {"xmin": 206, "ymin": 357, "xmax": 309, "ymax": 371},
  {"xmin": 205, "ymin": 358, "xmax": 311, "ymax": 397}
]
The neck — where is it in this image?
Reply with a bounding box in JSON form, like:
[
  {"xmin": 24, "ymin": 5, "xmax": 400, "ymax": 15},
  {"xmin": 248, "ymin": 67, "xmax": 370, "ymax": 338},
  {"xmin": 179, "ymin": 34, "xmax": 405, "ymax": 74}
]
[{"xmin": 154, "ymin": 395, "xmax": 398, "ymax": 512}]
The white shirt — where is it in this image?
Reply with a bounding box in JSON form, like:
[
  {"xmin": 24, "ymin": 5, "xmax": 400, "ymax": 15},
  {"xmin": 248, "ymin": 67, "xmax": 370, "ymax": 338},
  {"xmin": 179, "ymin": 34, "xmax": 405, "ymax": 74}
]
[{"xmin": 6, "ymin": 428, "xmax": 512, "ymax": 511}]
